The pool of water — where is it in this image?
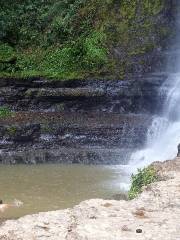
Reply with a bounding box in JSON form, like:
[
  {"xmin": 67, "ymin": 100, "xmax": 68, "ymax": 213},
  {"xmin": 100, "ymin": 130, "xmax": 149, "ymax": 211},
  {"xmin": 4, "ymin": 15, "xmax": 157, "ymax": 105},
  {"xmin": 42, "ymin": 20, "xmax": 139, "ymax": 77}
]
[{"xmin": 0, "ymin": 164, "xmax": 128, "ymax": 219}]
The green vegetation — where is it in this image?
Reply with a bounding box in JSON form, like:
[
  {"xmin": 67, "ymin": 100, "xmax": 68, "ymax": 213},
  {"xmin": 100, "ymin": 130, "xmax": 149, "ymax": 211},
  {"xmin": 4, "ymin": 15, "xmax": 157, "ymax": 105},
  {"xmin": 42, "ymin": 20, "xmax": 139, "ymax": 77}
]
[
  {"xmin": 0, "ymin": 106, "xmax": 12, "ymax": 118},
  {"xmin": 0, "ymin": 0, "xmax": 172, "ymax": 79},
  {"xmin": 128, "ymin": 166, "xmax": 158, "ymax": 200}
]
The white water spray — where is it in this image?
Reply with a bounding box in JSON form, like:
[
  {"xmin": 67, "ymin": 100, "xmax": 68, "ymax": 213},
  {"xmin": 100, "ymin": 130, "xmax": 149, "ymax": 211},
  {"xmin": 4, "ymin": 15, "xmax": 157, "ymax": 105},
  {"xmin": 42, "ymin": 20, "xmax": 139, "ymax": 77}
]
[{"xmin": 130, "ymin": 72, "xmax": 180, "ymax": 170}]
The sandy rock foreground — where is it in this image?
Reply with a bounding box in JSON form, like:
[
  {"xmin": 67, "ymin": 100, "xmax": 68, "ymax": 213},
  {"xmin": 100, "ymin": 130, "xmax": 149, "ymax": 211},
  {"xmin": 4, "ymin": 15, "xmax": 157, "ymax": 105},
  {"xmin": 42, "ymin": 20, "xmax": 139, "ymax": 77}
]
[{"xmin": 0, "ymin": 158, "xmax": 180, "ymax": 240}]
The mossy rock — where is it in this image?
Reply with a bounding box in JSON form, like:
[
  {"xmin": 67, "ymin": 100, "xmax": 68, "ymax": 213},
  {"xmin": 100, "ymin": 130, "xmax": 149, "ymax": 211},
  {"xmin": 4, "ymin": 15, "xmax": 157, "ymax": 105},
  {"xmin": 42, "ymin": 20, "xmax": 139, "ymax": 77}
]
[
  {"xmin": 7, "ymin": 126, "xmax": 18, "ymax": 136},
  {"xmin": 0, "ymin": 106, "xmax": 13, "ymax": 119}
]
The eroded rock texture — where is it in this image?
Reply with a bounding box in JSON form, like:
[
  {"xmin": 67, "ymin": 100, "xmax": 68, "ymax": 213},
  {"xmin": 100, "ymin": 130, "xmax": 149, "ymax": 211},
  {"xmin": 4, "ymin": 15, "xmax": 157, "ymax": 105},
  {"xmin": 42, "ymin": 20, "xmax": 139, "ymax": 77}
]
[{"xmin": 0, "ymin": 74, "xmax": 166, "ymax": 164}]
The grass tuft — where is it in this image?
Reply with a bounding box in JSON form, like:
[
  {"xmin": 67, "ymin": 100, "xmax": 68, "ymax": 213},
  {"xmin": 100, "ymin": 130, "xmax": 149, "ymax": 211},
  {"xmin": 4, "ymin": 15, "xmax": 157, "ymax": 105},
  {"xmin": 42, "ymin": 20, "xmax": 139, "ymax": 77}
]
[{"xmin": 128, "ymin": 166, "xmax": 158, "ymax": 200}]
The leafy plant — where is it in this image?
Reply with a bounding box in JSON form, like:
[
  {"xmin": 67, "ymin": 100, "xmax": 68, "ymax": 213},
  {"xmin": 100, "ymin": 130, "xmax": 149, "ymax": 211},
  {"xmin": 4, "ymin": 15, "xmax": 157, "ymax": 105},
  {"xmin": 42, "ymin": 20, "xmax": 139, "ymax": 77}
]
[
  {"xmin": 83, "ymin": 31, "xmax": 107, "ymax": 69},
  {"xmin": 128, "ymin": 166, "xmax": 158, "ymax": 200},
  {"xmin": 0, "ymin": 43, "xmax": 15, "ymax": 62},
  {"xmin": 0, "ymin": 0, "xmax": 171, "ymax": 79},
  {"xmin": 0, "ymin": 43, "xmax": 16, "ymax": 73},
  {"xmin": 13, "ymin": 30, "xmax": 108, "ymax": 79}
]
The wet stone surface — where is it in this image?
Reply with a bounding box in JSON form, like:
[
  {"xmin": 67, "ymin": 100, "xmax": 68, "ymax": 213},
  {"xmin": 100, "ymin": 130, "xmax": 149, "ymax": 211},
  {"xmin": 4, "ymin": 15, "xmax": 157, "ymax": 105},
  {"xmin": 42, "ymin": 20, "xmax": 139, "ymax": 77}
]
[{"xmin": 0, "ymin": 75, "xmax": 166, "ymax": 164}]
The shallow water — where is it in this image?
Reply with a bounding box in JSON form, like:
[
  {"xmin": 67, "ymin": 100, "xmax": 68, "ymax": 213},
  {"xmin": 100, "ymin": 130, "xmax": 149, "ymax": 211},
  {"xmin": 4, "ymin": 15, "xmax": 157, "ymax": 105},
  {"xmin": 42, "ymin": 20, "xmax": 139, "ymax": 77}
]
[{"xmin": 0, "ymin": 164, "xmax": 127, "ymax": 219}]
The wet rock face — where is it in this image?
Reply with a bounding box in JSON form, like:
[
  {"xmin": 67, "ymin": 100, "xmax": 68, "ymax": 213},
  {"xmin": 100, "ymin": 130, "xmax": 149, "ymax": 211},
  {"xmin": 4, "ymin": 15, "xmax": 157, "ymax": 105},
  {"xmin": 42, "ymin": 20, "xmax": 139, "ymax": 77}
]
[
  {"xmin": 0, "ymin": 113, "xmax": 151, "ymax": 164},
  {"xmin": 0, "ymin": 73, "xmax": 166, "ymax": 114},
  {"xmin": 0, "ymin": 74, "xmax": 167, "ymax": 164},
  {"xmin": 2, "ymin": 124, "xmax": 40, "ymax": 143},
  {"xmin": 177, "ymin": 143, "xmax": 180, "ymax": 157}
]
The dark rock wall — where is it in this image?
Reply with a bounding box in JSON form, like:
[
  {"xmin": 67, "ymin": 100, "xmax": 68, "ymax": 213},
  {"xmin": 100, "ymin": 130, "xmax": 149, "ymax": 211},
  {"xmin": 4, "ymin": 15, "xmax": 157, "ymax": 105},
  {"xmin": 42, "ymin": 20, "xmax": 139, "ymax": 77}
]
[
  {"xmin": 0, "ymin": 73, "xmax": 166, "ymax": 114},
  {"xmin": 0, "ymin": 73, "xmax": 166, "ymax": 164}
]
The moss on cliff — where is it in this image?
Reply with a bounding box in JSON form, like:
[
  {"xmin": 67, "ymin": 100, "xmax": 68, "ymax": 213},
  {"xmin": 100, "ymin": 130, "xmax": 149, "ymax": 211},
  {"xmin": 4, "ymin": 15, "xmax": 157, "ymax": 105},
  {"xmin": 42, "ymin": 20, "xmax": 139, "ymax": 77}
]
[
  {"xmin": 0, "ymin": 0, "xmax": 173, "ymax": 80},
  {"xmin": 0, "ymin": 106, "xmax": 12, "ymax": 118}
]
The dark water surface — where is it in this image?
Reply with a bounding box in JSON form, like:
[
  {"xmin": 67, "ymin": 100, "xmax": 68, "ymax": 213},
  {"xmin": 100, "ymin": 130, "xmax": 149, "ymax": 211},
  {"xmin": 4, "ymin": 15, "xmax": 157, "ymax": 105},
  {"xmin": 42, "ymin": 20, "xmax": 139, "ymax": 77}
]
[{"xmin": 0, "ymin": 164, "xmax": 126, "ymax": 219}]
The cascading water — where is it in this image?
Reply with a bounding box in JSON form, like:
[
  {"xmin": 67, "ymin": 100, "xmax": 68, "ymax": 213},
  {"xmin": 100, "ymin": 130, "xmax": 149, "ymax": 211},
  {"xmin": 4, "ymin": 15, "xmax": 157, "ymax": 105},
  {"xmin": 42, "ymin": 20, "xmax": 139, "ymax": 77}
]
[
  {"xmin": 127, "ymin": 5, "xmax": 180, "ymax": 173},
  {"xmin": 129, "ymin": 72, "xmax": 180, "ymax": 171},
  {"xmin": 117, "ymin": 72, "xmax": 180, "ymax": 191},
  {"xmin": 115, "ymin": 5, "xmax": 180, "ymax": 192},
  {"xmin": 128, "ymin": 2, "xmax": 180, "ymax": 174}
]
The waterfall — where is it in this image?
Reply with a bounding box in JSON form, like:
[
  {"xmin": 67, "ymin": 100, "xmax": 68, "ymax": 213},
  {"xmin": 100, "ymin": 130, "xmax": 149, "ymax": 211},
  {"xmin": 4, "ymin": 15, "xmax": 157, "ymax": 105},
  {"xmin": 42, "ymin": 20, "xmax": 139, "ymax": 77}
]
[
  {"xmin": 117, "ymin": 6, "xmax": 180, "ymax": 191},
  {"xmin": 129, "ymin": 72, "xmax": 180, "ymax": 170},
  {"xmin": 128, "ymin": 4, "xmax": 180, "ymax": 171}
]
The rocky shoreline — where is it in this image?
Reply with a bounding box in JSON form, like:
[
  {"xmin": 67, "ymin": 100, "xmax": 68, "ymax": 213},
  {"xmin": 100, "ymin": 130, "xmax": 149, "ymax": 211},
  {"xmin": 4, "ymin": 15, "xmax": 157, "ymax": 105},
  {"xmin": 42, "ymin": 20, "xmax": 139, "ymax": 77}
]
[{"xmin": 0, "ymin": 157, "xmax": 180, "ymax": 240}]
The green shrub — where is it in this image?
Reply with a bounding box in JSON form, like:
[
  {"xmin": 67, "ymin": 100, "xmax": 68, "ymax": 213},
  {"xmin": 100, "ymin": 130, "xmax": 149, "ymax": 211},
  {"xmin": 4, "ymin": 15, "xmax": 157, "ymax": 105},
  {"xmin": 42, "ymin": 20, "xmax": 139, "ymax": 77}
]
[
  {"xmin": 0, "ymin": 0, "xmax": 171, "ymax": 79},
  {"xmin": 13, "ymin": 30, "xmax": 108, "ymax": 79},
  {"xmin": 83, "ymin": 31, "xmax": 107, "ymax": 69},
  {"xmin": 0, "ymin": 43, "xmax": 15, "ymax": 62},
  {"xmin": 0, "ymin": 43, "xmax": 16, "ymax": 73},
  {"xmin": 128, "ymin": 166, "xmax": 158, "ymax": 200},
  {"xmin": 0, "ymin": 106, "xmax": 12, "ymax": 118},
  {"xmin": 41, "ymin": 46, "xmax": 79, "ymax": 73},
  {"xmin": 16, "ymin": 49, "xmax": 44, "ymax": 72}
]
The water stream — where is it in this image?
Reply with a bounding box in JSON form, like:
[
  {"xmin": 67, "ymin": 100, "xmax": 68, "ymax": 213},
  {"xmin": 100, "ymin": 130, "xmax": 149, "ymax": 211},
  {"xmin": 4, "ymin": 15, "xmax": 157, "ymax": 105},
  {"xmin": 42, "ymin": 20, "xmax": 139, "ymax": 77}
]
[{"xmin": 129, "ymin": 73, "xmax": 180, "ymax": 170}]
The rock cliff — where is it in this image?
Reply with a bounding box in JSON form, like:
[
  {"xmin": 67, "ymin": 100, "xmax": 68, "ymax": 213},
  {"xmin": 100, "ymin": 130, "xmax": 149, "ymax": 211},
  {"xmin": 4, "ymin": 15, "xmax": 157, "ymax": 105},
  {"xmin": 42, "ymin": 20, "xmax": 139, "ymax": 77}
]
[
  {"xmin": 0, "ymin": 0, "xmax": 179, "ymax": 164},
  {"xmin": 0, "ymin": 73, "xmax": 166, "ymax": 164}
]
